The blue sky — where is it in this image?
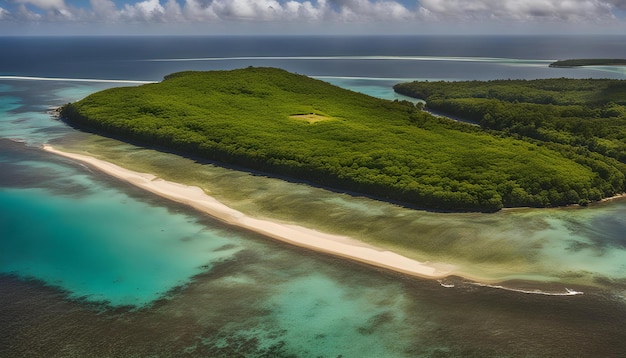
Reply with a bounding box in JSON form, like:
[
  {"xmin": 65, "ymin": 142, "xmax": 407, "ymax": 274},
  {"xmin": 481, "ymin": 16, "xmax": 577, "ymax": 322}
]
[{"xmin": 1, "ymin": 0, "xmax": 626, "ymax": 35}]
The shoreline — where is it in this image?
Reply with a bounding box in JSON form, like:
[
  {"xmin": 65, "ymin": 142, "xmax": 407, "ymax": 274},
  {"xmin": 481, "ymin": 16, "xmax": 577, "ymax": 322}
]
[
  {"xmin": 499, "ymin": 192, "xmax": 626, "ymax": 212},
  {"xmin": 42, "ymin": 144, "xmax": 455, "ymax": 280},
  {"xmin": 598, "ymin": 192, "xmax": 626, "ymax": 203}
]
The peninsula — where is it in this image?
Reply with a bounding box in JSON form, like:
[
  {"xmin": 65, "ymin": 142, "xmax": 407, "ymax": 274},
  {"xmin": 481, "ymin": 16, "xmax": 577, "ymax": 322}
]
[
  {"xmin": 61, "ymin": 68, "xmax": 624, "ymax": 211},
  {"xmin": 549, "ymin": 59, "xmax": 626, "ymax": 67}
]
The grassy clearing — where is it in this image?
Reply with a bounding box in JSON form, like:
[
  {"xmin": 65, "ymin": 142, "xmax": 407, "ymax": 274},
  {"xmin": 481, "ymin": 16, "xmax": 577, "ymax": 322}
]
[{"xmin": 289, "ymin": 113, "xmax": 334, "ymax": 124}]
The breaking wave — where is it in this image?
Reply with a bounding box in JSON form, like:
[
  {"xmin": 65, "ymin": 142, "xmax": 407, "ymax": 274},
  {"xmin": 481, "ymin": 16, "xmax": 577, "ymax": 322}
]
[
  {"xmin": 472, "ymin": 282, "xmax": 583, "ymax": 296},
  {"xmin": 142, "ymin": 55, "xmax": 553, "ymax": 65},
  {"xmin": 0, "ymin": 76, "xmax": 155, "ymax": 84}
]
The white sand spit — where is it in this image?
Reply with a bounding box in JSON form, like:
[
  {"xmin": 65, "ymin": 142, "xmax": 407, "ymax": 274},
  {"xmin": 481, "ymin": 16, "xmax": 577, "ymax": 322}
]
[{"xmin": 43, "ymin": 144, "xmax": 455, "ymax": 279}]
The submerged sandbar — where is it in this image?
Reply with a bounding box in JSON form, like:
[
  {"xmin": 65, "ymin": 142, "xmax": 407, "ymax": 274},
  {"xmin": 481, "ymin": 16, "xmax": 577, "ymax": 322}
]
[{"xmin": 42, "ymin": 144, "xmax": 455, "ymax": 280}]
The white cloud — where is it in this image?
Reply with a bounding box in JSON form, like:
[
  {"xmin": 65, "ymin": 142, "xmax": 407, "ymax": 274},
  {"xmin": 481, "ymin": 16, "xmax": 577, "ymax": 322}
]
[
  {"xmin": 331, "ymin": 0, "xmax": 413, "ymax": 21},
  {"xmin": 89, "ymin": 0, "xmax": 119, "ymax": 19},
  {"xmin": 16, "ymin": 4, "xmax": 42, "ymax": 20},
  {"xmin": 163, "ymin": 0, "xmax": 184, "ymax": 21},
  {"xmin": 5, "ymin": 0, "xmax": 414, "ymax": 23},
  {"xmin": 120, "ymin": 0, "xmax": 165, "ymax": 21},
  {"xmin": 180, "ymin": 0, "xmax": 327, "ymax": 21},
  {"xmin": 14, "ymin": 0, "xmax": 66, "ymax": 11},
  {"xmin": 419, "ymin": 0, "xmax": 615, "ymax": 22},
  {"xmin": 12, "ymin": 0, "xmax": 75, "ymax": 20},
  {"xmin": 284, "ymin": 0, "xmax": 326, "ymax": 20},
  {"xmin": 605, "ymin": 0, "xmax": 626, "ymax": 9},
  {"xmin": 3, "ymin": 0, "xmax": 625, "ymax": 32},
  {"xmin": 181, "ymin": 0, "xmax": 219, "ymax": 21},
  {"xmin": 208, "ymin": 0, "xmax": 282, "ymax": 20}
]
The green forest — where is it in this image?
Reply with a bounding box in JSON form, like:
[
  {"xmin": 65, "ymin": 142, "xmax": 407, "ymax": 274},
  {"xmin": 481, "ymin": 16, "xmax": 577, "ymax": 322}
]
[
  {"xmin": 549, "ymin": 59, "xmax": 626, "ymax": 67},
  {"xmin": 61, "ymin": 68, "xmax": 625, "ymax": 212}
]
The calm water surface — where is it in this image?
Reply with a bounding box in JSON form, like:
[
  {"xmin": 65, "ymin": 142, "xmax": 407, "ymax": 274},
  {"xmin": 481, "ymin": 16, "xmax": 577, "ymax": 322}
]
[{"xmin": 2, "ymin": 36, "xmax": 626, "ymax": 357}]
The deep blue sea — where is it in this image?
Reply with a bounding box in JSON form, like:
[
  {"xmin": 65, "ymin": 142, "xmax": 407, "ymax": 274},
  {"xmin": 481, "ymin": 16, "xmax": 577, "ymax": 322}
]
[{"xmin": 2, "ymin": 36, "xmax": 626, "ymax": 357}]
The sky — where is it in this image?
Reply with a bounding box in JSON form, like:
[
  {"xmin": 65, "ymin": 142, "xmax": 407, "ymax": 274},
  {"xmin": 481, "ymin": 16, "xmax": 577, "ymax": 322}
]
[{"xmin": 1, "ymin": 0, "xmax": 626, "ymax": 35}]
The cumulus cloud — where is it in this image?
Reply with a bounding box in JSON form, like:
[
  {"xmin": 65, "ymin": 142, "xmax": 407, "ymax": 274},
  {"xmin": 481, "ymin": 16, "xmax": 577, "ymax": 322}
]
[
  {"xmin": 2, "ymin": 0, "xmax": 414, "ymax": 23},
  {"xmin": 419, "ymin": 0, "xmax": 615, "ymax": 22},
  {"xmin": 120, "ymin": 0, "xmax": 166, "ymax": 21},
  {"xmin": 2, "ymin": 0, "xmax": 624, "ymax": 27},
  {"xmin": 209, "ymin": 0, "xmax": 286, "ymax": 20},
  {"xmin": 13, "ymin": 4, "xmax": 41, "ymax": 20},
  {"xmin": 181, "ymin": 0, "xmax": 327, "ymax": 21},
  {"xmin": 181, "ymin": 0, "xmax": 219, "ymax": 21},
  {"xmin": 14, "ymin": 0, "xmax": 66, "ymax": 10},
  {"xmin": 11, "ymin": 0, "xmax": 75, "ymax": 20},
  {"xmin": 89, "ymin": 0, "xmax": 119, "ymax": 19},
  {"xmin": 330, "ymin": 0, "xmax": 413, "ymax": 21},
  {"xmin": 606, "ymin": 0, "xmax": 626, "ymax": 9}
]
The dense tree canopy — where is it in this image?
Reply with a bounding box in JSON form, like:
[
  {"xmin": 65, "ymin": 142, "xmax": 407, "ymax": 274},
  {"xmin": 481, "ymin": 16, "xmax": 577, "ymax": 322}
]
[
  {"xmin": 61, "ymin": 68, "xmax": 624, "ymax": 211},
  {"xmin": 549, "ymin": 59, "xmax": 626, "ymax": 67},
  {"xmin": 394, "ymin": 78, "xmax": 626, "ymax": 162}
]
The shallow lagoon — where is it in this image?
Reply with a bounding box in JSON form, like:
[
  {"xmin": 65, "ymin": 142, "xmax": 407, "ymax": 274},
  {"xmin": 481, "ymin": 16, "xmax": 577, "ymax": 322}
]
[
  {"xmin": 2, "ymin": 80, "xmax": 625, "ymax": 357},
  {"xmin": 3, "ymin": 36, "xmax": 626, "ymax": 356},
  {"xmin": 62, "ymin": 132, "xmax": 626, "ymax": 291}
]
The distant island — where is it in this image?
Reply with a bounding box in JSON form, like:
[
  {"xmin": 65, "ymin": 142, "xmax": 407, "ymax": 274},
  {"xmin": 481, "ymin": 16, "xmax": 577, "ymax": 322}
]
[
  {"xmin": 549, "ymin": 59, "xmax": 626, "ymax": 67},
  {"xmin": 61, "ymin": 68, "xmax": 625, "ymax": 212}
]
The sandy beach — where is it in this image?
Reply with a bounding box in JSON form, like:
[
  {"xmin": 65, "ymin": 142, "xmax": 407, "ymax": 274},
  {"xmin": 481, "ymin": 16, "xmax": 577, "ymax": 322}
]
[{"xmin": 42, "ymin": 144, "xmax": 454, "ymax": 280}]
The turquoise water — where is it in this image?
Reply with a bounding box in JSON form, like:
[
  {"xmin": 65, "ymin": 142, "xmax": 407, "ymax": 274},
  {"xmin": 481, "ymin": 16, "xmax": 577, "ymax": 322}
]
[
  {"xmin": 3, "ymin": 77, "xmax": 623, "ymax": 295},
  {"xmin": 0, "ymin": 145, "xmax": 246, "ymax": 307},
  {"xmin": 89, "ymin": 135, "xmax": 626, "ymax": 288},
  {"xmin": 0, "ymin": 95, "xmax": 21, "ymax": 114},
  {"xmin": 0, "ymin": 186, "xmax": 243, "ymax": 307},
  {"xmin": 319, "ymin": 77, "xmax": 425, "ymax": 102},
  {"xmin": 3, "ymin": 72, "xmax": 626, "ymax": 356}
]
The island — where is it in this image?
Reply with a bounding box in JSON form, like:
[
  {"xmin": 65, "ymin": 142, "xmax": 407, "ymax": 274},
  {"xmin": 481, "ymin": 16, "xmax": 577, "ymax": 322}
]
[
  {"xmin": 61, "ymin": 68, "xmax": 625, "ymax": 212},
  {"xmin": 549, "ymin": 59, "xmax": 626, "ymax": 67}
]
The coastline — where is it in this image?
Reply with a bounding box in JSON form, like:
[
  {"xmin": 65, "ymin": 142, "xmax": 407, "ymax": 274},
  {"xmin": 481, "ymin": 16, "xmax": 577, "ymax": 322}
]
[
  {"xmin": 42, "ymin": 144, "xmax": 455, "ymax": 280},
  {"xmin": 598, "ymin": 192, "xmax": 626, "ymax": 203},
  {"xmin": 548, "ymin": 59, "xmax": 626, "ymax": 68},
  {"xmin": 499, "ymin": 192, "xmax": 626, "ymax": 212}
]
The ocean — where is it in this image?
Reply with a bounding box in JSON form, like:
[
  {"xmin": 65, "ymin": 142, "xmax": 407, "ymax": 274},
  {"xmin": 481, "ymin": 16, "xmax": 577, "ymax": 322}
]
[{"xmin": 2, "ymin": 36, "xmax": 626, "ymax": 357}]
